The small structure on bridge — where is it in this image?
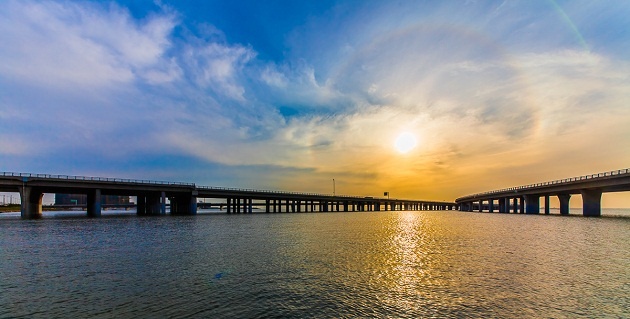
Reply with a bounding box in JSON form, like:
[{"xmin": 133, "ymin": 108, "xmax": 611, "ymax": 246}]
[{"xmin": 455, "ymin": 168, "xmax": 630, "ymax": 217}]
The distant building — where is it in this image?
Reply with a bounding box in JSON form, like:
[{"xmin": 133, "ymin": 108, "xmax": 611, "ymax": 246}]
[{"xmin": 54, "ymin": 194, "xmax": 130, "ymax": 206}]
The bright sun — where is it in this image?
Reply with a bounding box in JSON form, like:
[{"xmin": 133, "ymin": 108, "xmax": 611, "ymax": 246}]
[{"xmin": 394, "ymin": 132, "xmax": 418, "ymax": 154}]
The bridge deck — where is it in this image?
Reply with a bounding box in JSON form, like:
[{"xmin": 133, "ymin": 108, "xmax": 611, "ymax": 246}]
[
  {"xmin": 455, "ymin": 168, "xmax": 630, "ymax": 216},
  {"xmin": 1, "ymin": 172, "xmax": 455, "ymax": 218}
]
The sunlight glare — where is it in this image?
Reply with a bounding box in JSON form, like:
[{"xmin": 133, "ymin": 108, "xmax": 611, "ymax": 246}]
[{"xmin": 394, "ymin": 132, "xmax": 418, "ymax": 154}]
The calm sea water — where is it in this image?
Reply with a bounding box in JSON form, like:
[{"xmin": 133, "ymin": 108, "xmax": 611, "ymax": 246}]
[{"xmin": 1, "ymin": 210, "xmax": 628, "ymax": 318}]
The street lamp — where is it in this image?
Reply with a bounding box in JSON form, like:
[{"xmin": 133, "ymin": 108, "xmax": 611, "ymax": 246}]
[{"xmin": 333, "ymin": 179, "xmax": 336, "ymax": 196}]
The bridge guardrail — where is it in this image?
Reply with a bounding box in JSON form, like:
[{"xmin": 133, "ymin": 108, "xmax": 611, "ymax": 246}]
[
  {"xmin": 196, "ymin": 185, "xmax": 395, "ymax": 200},
  {"xmin": 457, "ymin": 168, "xmax": 630, "ymax": 201},
  {"xmin": 2, "ymin": 171, "xmax": 453, "ymax": 203},
  {"xmin": 1, "ymin": 172, "xmax": 195, "ymax": 187}
]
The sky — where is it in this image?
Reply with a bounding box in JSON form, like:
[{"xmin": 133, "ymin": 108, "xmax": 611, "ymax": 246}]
[{"xmin": 1, "ymin": 0, "xmax": 629, "ymax": 206}]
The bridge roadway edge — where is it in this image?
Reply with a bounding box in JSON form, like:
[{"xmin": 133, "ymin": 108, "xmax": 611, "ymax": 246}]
[
  {"xmin": 0, "ymin": 173, "xmax": 456, "ymax": 219},
  {"xmin": 455, "ymin": 168, "xmax": 630, "ymax": 217}
]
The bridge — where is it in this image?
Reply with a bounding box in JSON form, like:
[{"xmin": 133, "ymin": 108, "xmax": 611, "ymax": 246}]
[
  {"xmin": 0, "ymin": 172, "xmax": 456, "ymax": 219},
  {"xmin": 455, "ymin": 168, "xmax": 630, "ymax": 216}
]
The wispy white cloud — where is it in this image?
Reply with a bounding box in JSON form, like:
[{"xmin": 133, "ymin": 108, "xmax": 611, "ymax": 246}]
[
  {"xmin": 182, "ymin": 42, "xmax": 255, "ymax": 101},
  {"xmin": 0, "ymin": 0, "xmax": 177, "ymax": 88}
]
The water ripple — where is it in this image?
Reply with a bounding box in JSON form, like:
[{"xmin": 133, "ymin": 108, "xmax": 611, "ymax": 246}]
[{"xmin": 0, "ymin": 211, "xmax": 628, "ymax": 318}]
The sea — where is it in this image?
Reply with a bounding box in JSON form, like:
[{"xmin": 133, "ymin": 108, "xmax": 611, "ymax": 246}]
[{"xmin": 1, "ymin": 209, "xmax": 628, "ymax": 318}]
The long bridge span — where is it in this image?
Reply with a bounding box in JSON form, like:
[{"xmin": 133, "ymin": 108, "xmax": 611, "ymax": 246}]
[
  {"xmin": 455, "ymin": 168, "xmax": 630, "ymax": 217},
  {"xmin": 0, "ymin": 172, "xmax": 456, "ymax": 219}
]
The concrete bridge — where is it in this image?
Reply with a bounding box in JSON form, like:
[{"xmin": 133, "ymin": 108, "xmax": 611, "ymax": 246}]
[
  {"xmin": 455, "ymin": 168, "xmax": 630, "ymax": 217},
  {"xmin": 0, "ymin": 172, "xmax": 456, "ymax": 219}
]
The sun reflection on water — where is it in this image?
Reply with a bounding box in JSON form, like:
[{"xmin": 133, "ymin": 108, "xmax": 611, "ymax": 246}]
[{"xmin": 380, "ymin": 211, "xmax": 449, "ymax": 313}]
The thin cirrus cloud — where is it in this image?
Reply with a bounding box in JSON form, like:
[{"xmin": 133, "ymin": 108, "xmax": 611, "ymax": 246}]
[{"xmin": 0, "ymin": 0, "xmax": 629, "ymax": 202}]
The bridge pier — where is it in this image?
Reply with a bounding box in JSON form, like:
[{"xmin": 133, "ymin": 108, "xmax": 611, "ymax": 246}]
[
  {"xmin": 19, "ymin": 185, "xmax": 43, "ymax": 219},
  {"xmin": 512, "ymin": 198, "xmax": 517, "ymax": 213},
  {"xmin": 558, "ymin": 194, "xmax": 571, "ymax": 215},
  {"xmin": 141, "ymin": 192, "xmax": 163, "ymax": 215},
  {"xmin": 489, "ymin": 199, "xmax": 494, "ymax": 213},
  {"xmin": 499, "ymin": 198, "xmax": 510, "ymax": 213},
  {"xmin": 544, "ymin": 196, "xmax": 550, "ymax": 214},
  {"xmin": 581, "ymin": 189, "xmax": 602, "ymax": 217},
  {"xmin": 137, "ymin": 195, "xmax": 146, "ymax": 215},
  {"xmin": 87, "ymin": 189, "xmax": 102, "ymax": 217},
  {"xmin": 524, "ymin": 194, "xmax": 540, "ymax": 214},
  {"xmin": 170, "ymin": 193, "xmax": 197, "ymax": 215}
]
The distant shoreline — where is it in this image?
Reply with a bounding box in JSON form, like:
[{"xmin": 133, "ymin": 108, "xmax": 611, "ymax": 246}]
[{"xmin": 0, "ymin": 205, "xmax": 131, "ymax": 213}]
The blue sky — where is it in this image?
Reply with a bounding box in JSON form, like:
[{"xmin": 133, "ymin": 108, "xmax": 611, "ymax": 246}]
[{"xmin": 1, "ymin": 0, "xmax": 629, "ymax": 205}]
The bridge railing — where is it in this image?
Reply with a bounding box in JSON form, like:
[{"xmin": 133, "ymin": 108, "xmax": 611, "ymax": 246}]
[
  {"xmin": 2, "ymin": 171, "xmax": 453, "ymax": 203},
  {"xmin": 457, "ymin": 168, "xmax": 630, "ymax": 201},
  {"xmin": 0, "ymin": 172, "xmax": 195, "ymax": 187},
  {"xmin": 197, "ymin": 185, "xmax": 453, "ymax": 203},
  {"xmin": 196, "ymin": 185, "xmax": 387, "ymax": 200}
]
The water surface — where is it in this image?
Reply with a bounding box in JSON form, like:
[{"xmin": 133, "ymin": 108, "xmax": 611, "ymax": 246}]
[{"xmin": 1, "ymin": 210, "xmax": 628, "ymax": 318}]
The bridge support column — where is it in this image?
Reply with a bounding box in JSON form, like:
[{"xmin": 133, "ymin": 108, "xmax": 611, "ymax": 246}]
[
  {"xmin": 226, "ymin": 198, "xmax": 232, "ymax": 214},
  {"xmin": 488, "ymin": 199, "xmax": 494, "ymax": 213},
  {"xmin": 146, "ymin": 192, "xmax": 162, "ymax": 215},
  {"xmin": 499, "ymin": 198, "xmax": 510, "ymax": 213},
  {"xmin": 19, "ymin": 185, "xmax": 43, "ymax": 219},
  {"xmin": 161, "ymin": 192, "xmax": 166, "ymax": 214},
  {"xmin": 478, "ymin": 200, "xmax": 483, "ymax": 212},
  {"xmin": 87, "ymin": 189, "xmax": 102, "ymax": 217},
  {"xmin": 581, "ymin": 189, "xmax": 602, "ymax": 217},
  {"xmin": 544, "ymin": 196, "xmax": 550, "ymax": 214},
  {"xmin": 524, "ymin": 194, "xmax": 540, "ymax": 214},
  {"xmin": 137, "ymin": 195, "xmax": 146, "ymax": 215},
  {"xmin": 171, "ymin": 192, "xmax": 197, "ymax": 215},
  {"xmin": 558, "ymin": 194, "xmax": 571, "ymax": 215}
]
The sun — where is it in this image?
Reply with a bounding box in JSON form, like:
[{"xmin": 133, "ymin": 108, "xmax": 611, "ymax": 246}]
[{"xmin": 394, "ymin": 132, "xmax": 418, "ymax": 154}]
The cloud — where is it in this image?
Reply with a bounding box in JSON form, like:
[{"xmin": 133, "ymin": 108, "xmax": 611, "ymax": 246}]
[
  {"xmin": 181, "ymin": 42, "xmax": 256, "ymax": 101},
  {"xmin": 0, "ymin": 0, "xmax": 629, "ymax": 202},
  {"xmin": 0, "ymin": 1, "xmax": 177, "ymax": 89},
  {"xmin": 0, "ymin": 0, "xmax": 272, "ymax": 160}
]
